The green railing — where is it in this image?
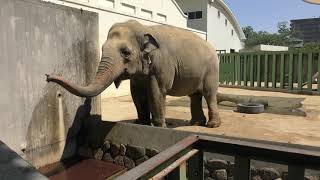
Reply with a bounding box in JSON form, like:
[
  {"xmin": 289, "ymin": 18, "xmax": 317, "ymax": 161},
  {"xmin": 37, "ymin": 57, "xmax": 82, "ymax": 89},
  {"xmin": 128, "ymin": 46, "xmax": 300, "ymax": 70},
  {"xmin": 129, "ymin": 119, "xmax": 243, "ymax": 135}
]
[{"xmin": 219, "ymin": 50, "xmax": 320, "ymax": 95}]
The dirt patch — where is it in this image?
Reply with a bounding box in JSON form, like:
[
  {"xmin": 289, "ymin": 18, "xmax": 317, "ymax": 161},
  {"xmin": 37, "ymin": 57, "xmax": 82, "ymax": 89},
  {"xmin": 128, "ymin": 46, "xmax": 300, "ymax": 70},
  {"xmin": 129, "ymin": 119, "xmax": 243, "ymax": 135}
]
[{"xmin": 101, "ymin": 87, "xmax": 320, "ymax": 147}]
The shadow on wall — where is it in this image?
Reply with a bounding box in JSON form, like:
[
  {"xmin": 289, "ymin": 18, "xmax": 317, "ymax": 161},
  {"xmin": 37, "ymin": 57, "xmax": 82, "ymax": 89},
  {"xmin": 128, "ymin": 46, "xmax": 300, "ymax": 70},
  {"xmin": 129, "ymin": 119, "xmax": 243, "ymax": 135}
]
[{"xmin": 24, "ymin": 83, "xmax": 105, "ymax": 168}]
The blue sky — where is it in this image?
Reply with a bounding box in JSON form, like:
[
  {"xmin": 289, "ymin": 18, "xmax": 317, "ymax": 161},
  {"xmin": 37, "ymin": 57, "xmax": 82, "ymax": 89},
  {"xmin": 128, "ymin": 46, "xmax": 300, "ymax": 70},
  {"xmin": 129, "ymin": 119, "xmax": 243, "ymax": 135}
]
[{"xmin": 224, "ymin": 0, "xmax": 320, "ymax": 33}]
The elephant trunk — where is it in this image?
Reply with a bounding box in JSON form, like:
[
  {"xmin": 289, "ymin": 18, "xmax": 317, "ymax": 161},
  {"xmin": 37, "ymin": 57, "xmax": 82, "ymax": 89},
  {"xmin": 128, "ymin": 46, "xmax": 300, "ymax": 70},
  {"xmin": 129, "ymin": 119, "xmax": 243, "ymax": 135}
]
[{"xmin": 46, "ymin": 58, "xmax": 123, "ymax": 97}]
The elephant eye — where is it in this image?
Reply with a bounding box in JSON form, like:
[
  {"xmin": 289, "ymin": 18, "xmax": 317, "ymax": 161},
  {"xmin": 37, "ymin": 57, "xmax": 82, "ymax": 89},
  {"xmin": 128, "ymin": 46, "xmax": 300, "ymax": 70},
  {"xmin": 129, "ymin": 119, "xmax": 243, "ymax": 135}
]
[{"xmin": 120, "ymin": 48, "xmax": 131, "ymax": 59}]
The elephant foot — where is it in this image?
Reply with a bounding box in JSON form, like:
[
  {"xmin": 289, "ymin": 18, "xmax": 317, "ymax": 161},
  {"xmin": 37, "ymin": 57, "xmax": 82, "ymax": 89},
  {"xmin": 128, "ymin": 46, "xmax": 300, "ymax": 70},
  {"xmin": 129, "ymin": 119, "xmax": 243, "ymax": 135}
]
[
  {"xmin": 206, "ymin": 118, "xmax": 221, "ymax": 128},
  {"xmin": 152, "ymin": 121, "xmax": 166, "ymax": 128},
  {"xmin": 190, "ymin": 119, "xmax": 206, "ymax": 126}
]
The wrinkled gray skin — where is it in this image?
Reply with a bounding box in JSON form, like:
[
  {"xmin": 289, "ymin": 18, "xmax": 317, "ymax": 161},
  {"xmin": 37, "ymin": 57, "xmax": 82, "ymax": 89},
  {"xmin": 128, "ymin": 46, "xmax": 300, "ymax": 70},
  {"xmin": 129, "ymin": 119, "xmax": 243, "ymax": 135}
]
[{"xmin": 46, "ymin": 20, "xmax": 221, "ymax": 128}]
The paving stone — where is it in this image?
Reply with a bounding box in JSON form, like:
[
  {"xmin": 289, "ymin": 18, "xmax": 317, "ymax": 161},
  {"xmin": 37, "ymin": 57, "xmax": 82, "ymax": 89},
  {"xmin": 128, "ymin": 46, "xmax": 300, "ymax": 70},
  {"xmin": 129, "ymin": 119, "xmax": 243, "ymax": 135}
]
[
  {"xmin": 102, "ymin": 152, "xmax": 114, "ymax": 162},
  {"xmin": 126, "ymin": 145, "xmax": 146, "ymax": 160},
  {"xmin": 93, "ymin": 148, "xmax": 104, "ymax": 160},
  {"xmin": 213, "ymin": 169, "xmax": 228, "ymax": 180},
  {"xmin": 114, "ymin": 156, "xmax": 125, "ymax": 166},
  {"xmin": 207, "ymin": 159, "xmax": 228, "ymax": 171},
  {"xmin": 120, "ymin": 144, "xmax": 126, "ymax": 156},
  {"xmin": 102, "ymin": 140, "xmax": 111, "ymax": 152},
  {"xmin": 123, "ymin": 156, "xmax": 135, "ymax": 169},
  {"xmin": 257, "ymin": 167, "xmax": 281, "ymax": 180},
  {"xmin": 146, "ymin": 148, "xmax": 159, "ymax": 157},
  {"xmin": 110, "ymin": 143, "xmax": 121, "ymax": 157},
  {"xmin": 252, "ymin": 176, "xmax": 263, "ymax": 180}
]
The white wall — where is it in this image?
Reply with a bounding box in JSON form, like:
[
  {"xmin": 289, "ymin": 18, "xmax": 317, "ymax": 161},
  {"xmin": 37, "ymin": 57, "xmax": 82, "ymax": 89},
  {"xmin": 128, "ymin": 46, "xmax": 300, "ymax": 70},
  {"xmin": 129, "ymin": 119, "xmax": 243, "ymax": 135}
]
[{"xmin": 207, "ymin": 1, "xmax": 244, "ymax": 53}]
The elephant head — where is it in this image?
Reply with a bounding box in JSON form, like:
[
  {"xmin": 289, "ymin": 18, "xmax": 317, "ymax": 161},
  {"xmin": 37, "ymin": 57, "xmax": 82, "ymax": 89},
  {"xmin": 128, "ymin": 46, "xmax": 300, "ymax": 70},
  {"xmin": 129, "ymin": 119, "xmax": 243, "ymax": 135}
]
[{"xmin": 46, "ymin": 20, "xmax": 159, "ymax": 97}]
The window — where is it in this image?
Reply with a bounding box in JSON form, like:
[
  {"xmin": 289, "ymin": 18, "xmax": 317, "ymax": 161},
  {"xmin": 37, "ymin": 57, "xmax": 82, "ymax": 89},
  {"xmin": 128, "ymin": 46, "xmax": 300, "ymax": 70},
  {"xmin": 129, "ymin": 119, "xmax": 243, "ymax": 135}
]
[
  {"xmin": 141, "ymin": 9, "xmax": 152, "ymax": 19},
  {"xmin": 218, "ymin": 11, "xmax": 221, "ymax": 18},
  {"xmin": 225, "ymin": 19, "xmax": 228, "ymax": 26},
  {"xmin": 188, "ymin": 11, "xmax": 202, "ymax": 20},
  {"xmin": 231, "ymin": 29, "xmax": 234, "ymax": 36}
]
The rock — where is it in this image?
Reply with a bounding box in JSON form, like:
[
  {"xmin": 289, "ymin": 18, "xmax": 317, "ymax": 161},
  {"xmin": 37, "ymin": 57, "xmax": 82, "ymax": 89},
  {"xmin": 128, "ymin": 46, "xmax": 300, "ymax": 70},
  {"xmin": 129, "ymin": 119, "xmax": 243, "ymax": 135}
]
[
  {"xmin": 207, "ymin": 159, "xmax": 228, "ymax": 171},
  {"xmin": 204, "ymin": 168, "xmax": 210, "ymax": 177},
  {"xmin": 251, "ymin": 166, "xmax": 258, "ymax": 177},
  {"xmin": 123, "ymin": 156, "xmax": 135, "ymax": 169},
  {"xmin": 257, "ymin": 168, "xmax": 280, "ymax": 180},
  {"xmin": 93, "ymin": 148, "xmax": 104, "ymax": 160},
  {"xmin": 227, "ymin": 162, "xmax": 234, "ymax": 177},
  {"xmin": 146, "ymin": 148, "xmax": 160, "ymax": 157},
  {"xmin": 120, "ymin": 144, "xmax": 126, "ymax": 156},
  {"xmin": 205, "ymin": 177, "xmax": 215, "ymax": 180},
  {"xmin": 77, "ymin": 146, "xmax": 93, "ymax": 158},
  {"xmin": 252, "ymin": 176, "xmax": 262, "ymax": 180},
  {"xmin": 114, "ymin": 156, "xmax": 125, "ymax": 166},
  {"xmin": 102, "ymin": 153, "xmax": 113, "ymax": 162},
  {"xmin": 102, "ymin": 140, "xmax": 111, "ymax": 152},
  {"xmin": 305, "ymin": 176, "xmax": 320, "ymax": 180},
  {"xmin": 135, "ymin": 155, "xmax": 149, "ymax": 166},
  {"xmin": 282, "ymin": 172, "xmax": 288, "ymax": 180},
  {"xmin": 274, "ymin": 178, "xmax": 282, "ymax": 180},
  {"xmin": 213, "ymin": 169, "xmax": 227, "ymax": 180},
  {"xmin": 126, "ymin": 145, "xmax": 146, "ymax": 160},
  {"xmin": 110, "ymin": 143, "xmax": 121, "ymax": 157}
]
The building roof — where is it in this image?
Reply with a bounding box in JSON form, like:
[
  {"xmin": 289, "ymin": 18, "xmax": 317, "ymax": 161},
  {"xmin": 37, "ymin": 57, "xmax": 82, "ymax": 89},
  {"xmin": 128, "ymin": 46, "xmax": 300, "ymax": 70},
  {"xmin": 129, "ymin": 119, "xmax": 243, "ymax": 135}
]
[{"xmin": 213, "ymin": 0, "xmax": 246, "ymax": 40}]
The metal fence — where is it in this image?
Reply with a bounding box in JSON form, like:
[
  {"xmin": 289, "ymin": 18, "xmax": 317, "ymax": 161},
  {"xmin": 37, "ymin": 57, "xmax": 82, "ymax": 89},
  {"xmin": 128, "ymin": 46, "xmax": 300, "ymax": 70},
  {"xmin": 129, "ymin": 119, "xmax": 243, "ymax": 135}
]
[
  {"xmin": 219, "ymin": 50, "xmax": 320, "ymax": 95},
  {"xmin": 115, "ymin": 135, "xmax": 320, "ymax": 180}
]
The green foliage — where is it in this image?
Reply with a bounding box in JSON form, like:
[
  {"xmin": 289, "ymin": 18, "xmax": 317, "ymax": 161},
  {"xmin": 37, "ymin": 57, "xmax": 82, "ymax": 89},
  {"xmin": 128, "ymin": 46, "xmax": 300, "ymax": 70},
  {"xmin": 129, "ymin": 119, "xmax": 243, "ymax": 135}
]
[
  {"xmin": 297, "ymin": 42, "xmax": 320, "ymax": 51},
  {"xmin": 243, "ymin": 22, "xmax": 291, "ymax": 48}
]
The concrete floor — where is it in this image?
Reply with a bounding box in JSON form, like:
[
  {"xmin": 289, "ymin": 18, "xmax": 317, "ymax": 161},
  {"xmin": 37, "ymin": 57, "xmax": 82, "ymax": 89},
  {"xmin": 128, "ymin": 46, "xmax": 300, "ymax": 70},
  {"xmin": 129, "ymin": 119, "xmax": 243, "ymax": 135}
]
[{"xmin": 101, "ymin": 87, "xmax": 320, "ymax": 147}]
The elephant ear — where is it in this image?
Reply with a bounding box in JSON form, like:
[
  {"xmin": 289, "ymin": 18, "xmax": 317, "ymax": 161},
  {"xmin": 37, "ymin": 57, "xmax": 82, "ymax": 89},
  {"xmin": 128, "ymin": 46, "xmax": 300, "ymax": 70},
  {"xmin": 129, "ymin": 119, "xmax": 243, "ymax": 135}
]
[
  {"xmin": 141, "ymin": 34, "xmax": 159, "ymax": 75},
  {"xmin": 143, "ymin": 34, "xmax": 159, "ymax": 53}
]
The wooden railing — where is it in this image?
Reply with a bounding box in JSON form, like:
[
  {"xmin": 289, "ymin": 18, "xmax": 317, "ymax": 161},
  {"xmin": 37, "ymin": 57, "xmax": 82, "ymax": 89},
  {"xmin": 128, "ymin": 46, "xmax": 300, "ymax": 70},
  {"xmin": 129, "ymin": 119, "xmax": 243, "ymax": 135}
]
[
  {"xmin": 219, "ymin": 50, "xmax": 320, "ymax": 95},
  {"xmin": 115, "ymin": 135, "xmax": 320, "ymax": 180}
]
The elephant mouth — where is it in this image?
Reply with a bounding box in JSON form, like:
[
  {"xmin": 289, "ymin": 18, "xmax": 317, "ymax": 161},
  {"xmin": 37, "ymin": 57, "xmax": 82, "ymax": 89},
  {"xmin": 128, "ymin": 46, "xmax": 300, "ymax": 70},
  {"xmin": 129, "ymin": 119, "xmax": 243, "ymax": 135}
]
[{"xmin": 114, "ymin": 69, "xmax": 130, "ymax": 88}]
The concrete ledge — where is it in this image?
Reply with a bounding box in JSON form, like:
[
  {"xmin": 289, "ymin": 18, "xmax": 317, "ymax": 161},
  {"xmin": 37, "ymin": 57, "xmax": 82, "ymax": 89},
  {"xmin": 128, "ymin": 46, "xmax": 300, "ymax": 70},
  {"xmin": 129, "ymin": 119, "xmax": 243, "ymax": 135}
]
[{"xmin": 0, "ymin": 141, "xmax": 48, "ymax": 180}]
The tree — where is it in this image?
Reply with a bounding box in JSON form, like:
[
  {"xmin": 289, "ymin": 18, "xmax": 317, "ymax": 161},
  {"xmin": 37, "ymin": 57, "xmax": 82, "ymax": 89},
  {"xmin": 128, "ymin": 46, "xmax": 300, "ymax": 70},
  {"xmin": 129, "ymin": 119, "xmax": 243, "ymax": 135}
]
[{"xmin": 242, "ymin": 22, "xmax": 291, "ymax": 48}]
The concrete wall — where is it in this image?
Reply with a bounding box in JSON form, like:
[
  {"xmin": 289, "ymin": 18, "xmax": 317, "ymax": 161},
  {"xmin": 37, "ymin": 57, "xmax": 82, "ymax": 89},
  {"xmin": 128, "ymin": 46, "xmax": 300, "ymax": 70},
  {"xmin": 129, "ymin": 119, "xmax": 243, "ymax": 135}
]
[
  {"xmin": 207, "ymin": 1, "xmax": 244, "ymax": 53},
  {"xmin": 0, "ymin": 0, "xmax": 100, "ymax": 167}
]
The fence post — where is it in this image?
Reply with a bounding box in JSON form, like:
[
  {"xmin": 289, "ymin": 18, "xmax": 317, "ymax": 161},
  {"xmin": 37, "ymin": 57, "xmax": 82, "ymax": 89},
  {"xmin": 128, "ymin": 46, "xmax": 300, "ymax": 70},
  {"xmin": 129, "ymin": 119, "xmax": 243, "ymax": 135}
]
[
  {"xmin": 289, "ymin": 53, "xmax": 294, "ymax": 90},
  {"xmin": 298, "ymin": 52, "xmax": 303, "ymax": 90},
  {"xmin": 237, "ymin": 55, "xmax": 241, "ymax": 85},
  {"xmin": 264, "ymin": 54, "xmax": 269, "ymax": 88},
  {"xmin": 257, "ymin": 54, "xmax": 261, "ymax": 87},
  {"xmin": 288, "ymin": 165, "xmax": 305, "ymax": 180},
  {"xmin": 272, "ymin": 54, "xmax": 277, "ymax": 88},
  {"xmin": 232, "ymin": 54, "xmax": 236, "ymax": 85},
  {"xmin": 307, "ymin": 52, "xmax": 313, "ymax": 91},
  {"xmin": 280, "ymin": 53, "xmax": 285, "ymax": 89},
  {"xmin": 234, "ymin": 156, "xmax": 250, "ymax": 180},
  {"xmin": 187, "ymin": 150, "xmax": 203, "ymax": 180},
  {"xmin": 250, "ymin": 54, "xmax": 254, "ymax": 87},
  {"xmin": 244, "ymin": 54, "xmax": 248, "ymax": 86}
]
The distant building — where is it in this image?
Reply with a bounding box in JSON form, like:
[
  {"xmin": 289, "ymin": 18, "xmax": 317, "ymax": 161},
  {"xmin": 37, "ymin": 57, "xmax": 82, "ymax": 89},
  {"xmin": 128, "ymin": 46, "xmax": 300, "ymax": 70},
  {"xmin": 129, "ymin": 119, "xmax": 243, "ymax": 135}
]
[
  {"xmin": 240, "ymin": 45, "xmax": 289, "ymax": 53},
  {"xmin": 176, "ymin": 0, "xmax": 246, "ymax": 53},
  {"xmin": 290, "ymin": 18, "xmax": 320, "ymax": 43}
]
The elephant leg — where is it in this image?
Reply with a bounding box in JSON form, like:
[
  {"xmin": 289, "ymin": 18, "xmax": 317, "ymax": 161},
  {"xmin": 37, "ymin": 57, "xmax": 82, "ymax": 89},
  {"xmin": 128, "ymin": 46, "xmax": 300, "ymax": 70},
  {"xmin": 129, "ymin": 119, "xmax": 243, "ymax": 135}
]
[
  {"xmin": 148, "ymin": 76, "xmax": 166, "ymax": 127},
  {"xmin": 189, "ymin": 93, "xmax": 206, "ymax": 126},
  {"xmin": 204, "ymin": 92, "xmax": 221, "ymax": 128},
  {"xmin": 130, "ymin": 80, "xmax": 151, "ymax": 125}
]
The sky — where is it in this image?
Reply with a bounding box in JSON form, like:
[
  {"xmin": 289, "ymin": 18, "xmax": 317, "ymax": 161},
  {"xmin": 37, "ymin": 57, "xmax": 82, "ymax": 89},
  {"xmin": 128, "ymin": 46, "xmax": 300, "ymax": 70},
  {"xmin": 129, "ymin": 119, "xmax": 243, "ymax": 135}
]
[{"xmin": 224, "ymin": 0, "xmax": 320, "ymax": 33}]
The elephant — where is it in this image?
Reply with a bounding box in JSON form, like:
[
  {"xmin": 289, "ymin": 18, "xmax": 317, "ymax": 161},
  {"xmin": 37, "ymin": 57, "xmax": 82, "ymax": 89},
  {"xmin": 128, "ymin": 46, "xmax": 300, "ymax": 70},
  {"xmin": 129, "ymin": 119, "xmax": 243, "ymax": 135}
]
[{"xmin": 46, "ymin": 20, "xmax": 221, "ymax": 128}]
